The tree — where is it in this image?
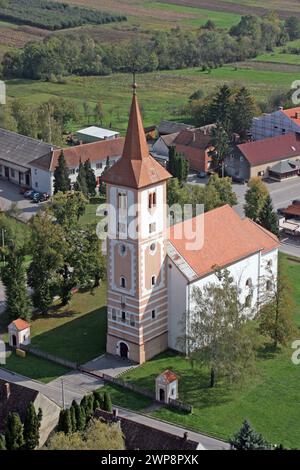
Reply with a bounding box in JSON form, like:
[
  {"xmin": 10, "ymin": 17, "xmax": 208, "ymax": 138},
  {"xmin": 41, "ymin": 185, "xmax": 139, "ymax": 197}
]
[
  {"xmin": 47, "ymin": 419, "xmax": 124, "ymax": 450},
  {"xmin": 84, "ymin": 159, "xmax": 96, "ymax": 197},
  {"xmin": 69, "ymin": 405, "xmax": 77, "ymax": 433},
  {"xmin": 1, "ymin": 243, "xmax": 32, "ymax": 321},
  {"xmin": 28, "ymin": 213, "xmax": 65, "ymax": 315},
  {"xmin": 51, "ymin": 191, "xmax": 87, "ymax": 227},
  {"xmin": 259, "ymin": 259, "xmax": 295, "ymax": 349},
  {"xmin": 209, "ymin": 122, "xmax": 230, "ymax": 176},
  {"xmin": 53, "ymin": 151, "xmax": 71, "ymax": 194},
  {"xmin": 72, "ymin": 400, "xmax": 85, "ymax": 432},
  {"xmin": 285, "ymin": 16, "xmax": 300, "ymax": 40},
  {"xmin": 57, "ymin": 409, "xmax": 72, "ymax": 435},
  {"xmin": 211, "ymin": 85, "xmax": 233, "ymax": 132},
  {"xmin": 207, "ymin": 174, "xmax": 237, "ymax": 206},
  {"xmin": 5, "ymin": 412, "xmax": 24, "ymax": 450},
  {"xmin": 94, "ymin": 100, "xmax": 104, "ymax": 125},
  {"xmin": 230, "ymin": 420, "xmax": 272, "ymax": 450},
  {"xmin": 167, "ymin": 146, "xmax": 189, "ymax": 184},
  {"xmin": 93, "ymin": 391, "xmax": 103, "ymax": 411},
  {"xmin": 74, "ymin": 160, "xmax": 89, "ymax": 197},
  {"xmin": 244, "ymin": 177, "xmax": 269, "ymax": 222},
  {"xmin": 183, "ymin": 269, "xmax": 256, "ymax": 387},
  {"xmin": 23, "ymin": 403, "xmax": 42, "ymax": 450},
  {"xmin": 0, "ymin": 434, "xmax": 6, "ymax": 450},
  {"xmin": 258, "ymin": 194, "xmax": 279, "ymax": 236},
  {"xmin": 232, "ymin": 87, "xmax": 257, "ymax": 140},
  {"xmin": 102, "ymin": 392, "xmax": 112, "ymax": 412}
]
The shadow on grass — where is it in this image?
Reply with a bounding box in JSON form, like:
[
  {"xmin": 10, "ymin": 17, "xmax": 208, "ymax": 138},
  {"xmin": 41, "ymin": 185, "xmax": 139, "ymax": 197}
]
[
  {"xmin": 257, "ymin": 342, "xmax": 281, "ymax": 360},
  {"xmin": 31, "ymin": 306, "xmax": 107, "ymax": 365}
]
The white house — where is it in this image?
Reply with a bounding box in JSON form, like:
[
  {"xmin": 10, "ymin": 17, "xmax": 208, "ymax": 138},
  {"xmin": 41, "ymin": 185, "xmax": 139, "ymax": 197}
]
[
  {"xmin": 75, "ymin": 126, "xmax": 120, "ymax": 144},
  {"xmin": 29, "ymin": 137, "xmax": 125, "ymax": 195},
  {"xmin": 151, "ymin": 132, "xmax": 179, "ymax": 163},
  {"xmin": 8, "ymin": 318, "xmax": 31, "ymax": 349},
  {"xmin": 252, "ymin": 106, "xmax": 300, "ymax": 141}
]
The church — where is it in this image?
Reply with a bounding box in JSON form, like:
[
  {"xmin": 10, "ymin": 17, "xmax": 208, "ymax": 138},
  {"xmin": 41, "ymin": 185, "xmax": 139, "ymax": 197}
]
[{"xmin": 102, "ymin": 84, "xmax": 280, "ymax": 364}]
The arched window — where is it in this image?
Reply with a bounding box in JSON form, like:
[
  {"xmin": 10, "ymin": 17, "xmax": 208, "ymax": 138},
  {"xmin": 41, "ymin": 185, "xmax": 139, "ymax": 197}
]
[
  {"xmin": 266, "ymin": 280, "xmax": 272, "ymax": 292},
  {"xmin": 151, "ymin": 275, "xmax": 156, "ymax": 286},
  {"xmin": 112, "ymin": 308, "xmax": 117, "ymax": 321},
  {"xmin": 120, "ymin": 276, "xmax": 126, "ymax": 289}
]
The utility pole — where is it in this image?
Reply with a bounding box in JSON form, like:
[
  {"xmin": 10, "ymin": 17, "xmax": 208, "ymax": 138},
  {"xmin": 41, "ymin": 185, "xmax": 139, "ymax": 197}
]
[{"xmin": 61, "ymin": 378, "xmax": 65, "ymax": 410}]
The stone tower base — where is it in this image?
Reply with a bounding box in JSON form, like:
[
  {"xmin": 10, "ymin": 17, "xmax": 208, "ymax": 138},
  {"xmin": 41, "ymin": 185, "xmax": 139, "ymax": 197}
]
[{"xmin": 107, "ymin": 332, "xmax": 168, "ymax": 364}]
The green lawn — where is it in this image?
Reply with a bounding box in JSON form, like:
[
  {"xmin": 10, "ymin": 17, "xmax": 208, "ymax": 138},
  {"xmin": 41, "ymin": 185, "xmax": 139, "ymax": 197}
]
[
  {"xmin": 101, "ymin": 384, "xmax": 153, "ymax": 412},
  {"xmin": 143, "ymin": 2, "xmax": 241, "ymax": 29},
  {"xmin": 114, "ymin": 254, "xmax": 300, "ymax": 449},
  {"xmin": 6, "ymin": 64, "xmax": 299, "ymax": 133},
  {"xmin": 78, "ymin": 197, "xmax": 106, "ymax": 227},
  {"xmin": 29, "ymin": 285, "xmax": 107, "ymax": 364},
  {"xmin": 2, "ymin": 350, "xmax": 70, "ymax": 383}
]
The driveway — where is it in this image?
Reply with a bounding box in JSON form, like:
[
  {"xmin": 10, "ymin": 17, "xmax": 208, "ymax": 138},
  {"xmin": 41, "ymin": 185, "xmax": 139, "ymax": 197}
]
[{"xmin": 0, "ymin": 179, "xmax": 45, "ymax": 222}]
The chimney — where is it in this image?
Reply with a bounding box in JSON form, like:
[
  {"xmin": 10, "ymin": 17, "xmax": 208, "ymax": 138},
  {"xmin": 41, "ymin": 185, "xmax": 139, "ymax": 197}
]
[
  {"xmin": 183, "ymin": 432, "xmax": 188, "ymax": 441},
  {"xmin": 4, "ymin": 382, "xmax": 10, "ymax": 400}
]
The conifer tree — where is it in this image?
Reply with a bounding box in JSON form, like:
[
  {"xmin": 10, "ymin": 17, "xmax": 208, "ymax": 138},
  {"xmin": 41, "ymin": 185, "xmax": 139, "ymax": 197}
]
[
  {"xmin": 74, "ymin": 160, "xmax": 89, "ymax": 197},
  {"xmin": 1, "ymin": 243, "xmax": 32, "ymax": 321},
  {"xmin": 102, "ymin": 392, "xmax": 112, "ymax": 413},
  {"xmin": 5, "ymin": 412, "xmax": 24, "ymax": 450},
  {"xmin": 69, "ymin": 405, "xmax": 77, "ymax": 433},
  {"xmin": 72, "ymin": 400, "xmax": 85, "ymax": 432},
  {"xmin": 23, "ymin": 403, "xmax": 42, "ymax": 450},
  {"xmin": 84, "ymin": 159, "xmax": 96, "ymax": 197},
  {"xmin": 232, "ymin": 87, "xmax": 257, "ymax": 141},
  {"xmin": 230, "ymin": 420, "xmax": 271, "ymax": 450},
  {"xmin": 93, "ymin": 391, "xmax": 103, "ymax": 411},
  {"xmin": 53, "ymin": 151, "xmax": 71, "ymax": 194},
  {"xmin": 57, "ymin": 409, "xmax": 72, "ymax": 435},
  {"xmin": 258, "ymin": 194, "xmax": 279, "ymax": 236}
]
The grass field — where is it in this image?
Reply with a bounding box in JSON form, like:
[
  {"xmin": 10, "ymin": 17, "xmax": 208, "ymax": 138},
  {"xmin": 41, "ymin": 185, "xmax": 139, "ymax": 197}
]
[
  {"xmin": 2, "ymin": 350, "xmax": 70, "ymax": 383},
  {"xmin": 109, "ymin": 254, "xmax": 300, "ymax": 449},
  {"xmin": 6, "ymin": 64, "xmax": 299, "ymax": 133}
]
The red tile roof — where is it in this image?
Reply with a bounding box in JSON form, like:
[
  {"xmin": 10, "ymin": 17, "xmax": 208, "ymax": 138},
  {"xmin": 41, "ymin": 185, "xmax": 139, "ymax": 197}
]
[
  {"xmin": 174, "ymin": 127, "xmax": 214, "ymax": 150},
  {"xmin": 10, "ymin": 318, "xmax": 30, "ymax": 331},
  {"xmin": 169, "ymin": 205, "xmax": 279, "ymax": 279},
  {"xmin": 30, "ymin": 138, "xmax": 125, "ymax": 172},
  {"xmin": 282, "ymin": 107, "xmax": 300, "ymax": 127},
  {"xmin": 160, "ymin": 370, "xmax": 178, "ymax": 383},
  {"xmin": 238, "ymin": 132, "xmax": 300, "ymax": 166},
  {"xmin": 102, "ymin": 93, "xmax": 171, "ymax": 189},
  {"xmin": 282, "ymin": 204, "xmax": 300, "ymax": 217}
]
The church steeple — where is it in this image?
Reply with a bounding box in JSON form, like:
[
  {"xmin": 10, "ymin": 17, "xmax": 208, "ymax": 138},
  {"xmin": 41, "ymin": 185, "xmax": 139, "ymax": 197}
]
[{"xmin": 102, "ymin": 81, "xmax": 171, "ymax": 189}]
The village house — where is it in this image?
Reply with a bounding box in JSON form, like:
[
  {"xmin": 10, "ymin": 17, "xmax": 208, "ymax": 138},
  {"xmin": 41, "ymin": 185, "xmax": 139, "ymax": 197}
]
[
  {"xmin": 252, "ymin": 106, "xmax": 300, "ymax": 141},
  {"xmin": 0, "ymin": 379, "xmax": 60, "ymax": 447},
  {"xmin": 75, "ymin": 126, "xmax": 120, "ymax": 144},
  {"xmin": 173, "ymin": 124, "xmax": 215, "ymax": 172},
  {"xmin": 102, "ymin": 85, "xmax": 279, "ymax": 364},
  {"xmin": 29, "ymin": 137, "xmax": 124, "ymax": 195},
  {"xmin": 0, "ymin": 126, "xmax": 124, "ymax": 195},
  {"xmin": 151, "ymin": 132, "xmax": 179, "ymax": 165},
  {"xmin": 158, "ymin": 120, "xmax": 192, "ymax": 137},
  {"xmin": 0, "ymin": 128, "xmax": 56, "ymax": 189},
  {"xmin": 225, "ymin": 132, "xmax": 300, "ymax": 182}
]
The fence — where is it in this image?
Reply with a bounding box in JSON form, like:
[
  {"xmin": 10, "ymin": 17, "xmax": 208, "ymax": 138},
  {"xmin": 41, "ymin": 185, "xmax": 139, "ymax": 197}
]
[{"xmin": 21, "ymin": 345, "xmax": 77, "ymax": 370}]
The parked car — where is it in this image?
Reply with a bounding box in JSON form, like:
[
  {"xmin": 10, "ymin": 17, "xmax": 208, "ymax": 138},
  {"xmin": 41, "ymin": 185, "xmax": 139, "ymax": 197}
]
[
  {"xmin": 197, "ymin": 171, "xmax": 207, "ymax": 179},
  {"xmin": 32, "ymin": 192, "xmax": 49, "ymax": 203},
  {"xmin": 23, "ymin": 189, "xmax": 35, "ymax": 199}
]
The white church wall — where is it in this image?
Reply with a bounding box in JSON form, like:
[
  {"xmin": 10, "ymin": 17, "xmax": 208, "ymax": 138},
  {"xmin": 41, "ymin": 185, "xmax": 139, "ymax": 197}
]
[
  {"xmin": 140, "ymin": 183, "xmax": 164, "ymax": 239},
  {"xmin": 167, "ymin": 260, "xmax": 188, "ymax": 351}
]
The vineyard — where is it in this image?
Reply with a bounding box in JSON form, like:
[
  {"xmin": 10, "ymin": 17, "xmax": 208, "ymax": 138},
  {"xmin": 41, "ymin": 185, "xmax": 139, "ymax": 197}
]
[{"xmin": 0, "ymin": 0, "xmax": 127, "ymax": 31}]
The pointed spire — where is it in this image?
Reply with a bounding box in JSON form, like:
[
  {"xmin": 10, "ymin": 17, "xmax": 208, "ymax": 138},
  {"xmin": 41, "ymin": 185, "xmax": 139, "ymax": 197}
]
[{"xmin": 122, "ymin": 79, "xmax": 149, "ymax": 162}]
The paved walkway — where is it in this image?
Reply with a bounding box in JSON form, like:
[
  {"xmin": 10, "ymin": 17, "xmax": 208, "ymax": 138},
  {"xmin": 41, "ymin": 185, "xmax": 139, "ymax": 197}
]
[{"xmin": 83, "ymin": 354, "xmax": 138, "ymax": 377}]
